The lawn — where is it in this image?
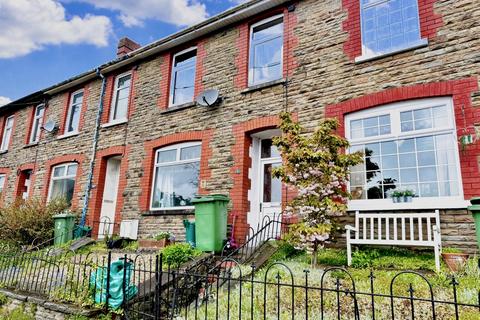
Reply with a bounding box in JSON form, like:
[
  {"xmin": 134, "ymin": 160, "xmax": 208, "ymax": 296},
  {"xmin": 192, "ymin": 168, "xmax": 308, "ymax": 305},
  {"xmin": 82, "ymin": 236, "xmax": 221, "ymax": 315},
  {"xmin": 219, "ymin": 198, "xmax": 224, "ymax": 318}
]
[{"xmin": 188, "ymin": 242, "xmax": 480, "ymax": 320}]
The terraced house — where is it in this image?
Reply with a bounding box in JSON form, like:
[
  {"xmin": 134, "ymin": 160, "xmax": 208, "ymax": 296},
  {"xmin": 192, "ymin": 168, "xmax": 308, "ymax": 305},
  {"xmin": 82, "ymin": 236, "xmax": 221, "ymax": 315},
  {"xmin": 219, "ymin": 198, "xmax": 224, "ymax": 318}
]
[{"xmin": 1, "ymin": 0, "xmax": 479, "ymax": 252}]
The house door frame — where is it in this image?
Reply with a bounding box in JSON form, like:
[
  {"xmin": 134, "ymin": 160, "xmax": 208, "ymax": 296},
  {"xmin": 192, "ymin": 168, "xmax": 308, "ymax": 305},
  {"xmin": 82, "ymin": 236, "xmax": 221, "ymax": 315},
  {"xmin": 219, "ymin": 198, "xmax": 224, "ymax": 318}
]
[{"xmin": 98, "ymin": 156, "xmax": 121, "ymax": 239}]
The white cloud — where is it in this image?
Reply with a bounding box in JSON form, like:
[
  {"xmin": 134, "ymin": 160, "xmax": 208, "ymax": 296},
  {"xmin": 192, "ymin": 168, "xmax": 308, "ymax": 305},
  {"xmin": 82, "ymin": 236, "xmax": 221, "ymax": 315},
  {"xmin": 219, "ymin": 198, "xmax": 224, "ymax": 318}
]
[
  {"xmin": 0, "ymin": 96, "xmax": 12, "ymax": 107},
  {"xmin": 67, "ymin": 0, "xmax": 209, "ymax": 27},
  {"xmin": 0, "ymin": 0, "xmax": 112, "ymax": 58}
]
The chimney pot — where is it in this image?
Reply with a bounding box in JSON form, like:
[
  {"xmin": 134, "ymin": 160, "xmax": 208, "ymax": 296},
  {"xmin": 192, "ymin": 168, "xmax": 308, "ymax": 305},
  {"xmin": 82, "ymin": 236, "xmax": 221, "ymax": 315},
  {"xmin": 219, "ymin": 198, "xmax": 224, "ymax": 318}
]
[{"xmin": 117, "ymin": 37, "xmax": 141, "ymax": 58}]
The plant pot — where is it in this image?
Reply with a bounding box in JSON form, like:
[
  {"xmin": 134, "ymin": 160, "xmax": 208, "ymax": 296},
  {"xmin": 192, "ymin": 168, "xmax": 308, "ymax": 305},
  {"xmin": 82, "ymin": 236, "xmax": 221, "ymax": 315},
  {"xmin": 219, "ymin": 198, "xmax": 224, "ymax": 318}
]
[
  {"xmin": 397, "ymin": 196, "xmax": 404, "ymax": 203},
  {"xmin": 441, "ymin": 252, "xmax": 469, "ymax": 272},
  {"xmin": 392, "ymin": 197, "xmax": 398, "ymax": 203},
  {"xmin": 138, "ymin": 238, "xmax": 171, "ymax": 250},
  {"xmin": 404, "ymin": 196, "xmax": 413, "ymax": 203}
]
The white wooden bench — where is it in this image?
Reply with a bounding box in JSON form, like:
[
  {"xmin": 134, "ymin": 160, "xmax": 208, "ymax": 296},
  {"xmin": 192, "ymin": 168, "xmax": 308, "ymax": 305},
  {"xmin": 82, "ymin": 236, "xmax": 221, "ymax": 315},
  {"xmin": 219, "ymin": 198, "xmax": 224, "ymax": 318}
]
[{"xmin": 345, "ymin": 210, "xmax": 442, "ymax": 271}]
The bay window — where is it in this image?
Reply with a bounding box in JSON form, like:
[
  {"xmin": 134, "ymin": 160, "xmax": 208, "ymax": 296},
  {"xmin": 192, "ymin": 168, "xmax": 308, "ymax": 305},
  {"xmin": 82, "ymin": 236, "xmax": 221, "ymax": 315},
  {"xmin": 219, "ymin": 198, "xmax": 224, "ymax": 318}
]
[
  {"xmin": 151, "ymin": 142, "xmax": 201, "ymax": 210},
  {"xmin": 346, "ymin": 98, "xmax": 464, "ymax": 209},
  {"xmin": 48, "ymin": 163, "xmax": 78, "ymax": 205},
  {"xmin": 360, "ymin": 0, "xmax": 427, "ymax": 60},
  {"xmin": 249, "ymin": 15, "xmax": 284, "ymax": 86},
  {"xmin": 169, "ymin": 48, "xmax": 197, "ymax": 107}
]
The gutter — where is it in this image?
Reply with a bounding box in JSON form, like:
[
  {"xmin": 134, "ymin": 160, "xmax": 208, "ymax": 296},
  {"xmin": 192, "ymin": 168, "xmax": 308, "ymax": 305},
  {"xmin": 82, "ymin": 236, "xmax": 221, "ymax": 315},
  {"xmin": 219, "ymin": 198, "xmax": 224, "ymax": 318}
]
[{"xmin": 43, "ymin": 0, "xmax": 290, "ymax": 96}]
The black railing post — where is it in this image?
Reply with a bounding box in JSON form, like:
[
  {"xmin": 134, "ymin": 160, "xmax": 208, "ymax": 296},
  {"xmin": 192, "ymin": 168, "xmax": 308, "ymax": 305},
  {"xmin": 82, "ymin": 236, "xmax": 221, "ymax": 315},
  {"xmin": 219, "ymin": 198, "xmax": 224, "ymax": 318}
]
[
  {"xmin": 369, "ymin": 270, "xmax": 376, "ymax": 320},
  {"xmin": 105, "ymin": 251, "xmax": 112, "ymax": 311},
  {"xmin": 451, "ymin": 276, "xmax": 459, "ymax": 320}
]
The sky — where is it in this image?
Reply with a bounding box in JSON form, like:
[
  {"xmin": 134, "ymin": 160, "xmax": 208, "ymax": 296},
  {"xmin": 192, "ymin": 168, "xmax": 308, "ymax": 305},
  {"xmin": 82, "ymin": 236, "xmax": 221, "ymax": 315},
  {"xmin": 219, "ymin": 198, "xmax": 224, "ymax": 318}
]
[{"xmin": 0, "ymin": 0, "xmax": 246, "ymax": 105}]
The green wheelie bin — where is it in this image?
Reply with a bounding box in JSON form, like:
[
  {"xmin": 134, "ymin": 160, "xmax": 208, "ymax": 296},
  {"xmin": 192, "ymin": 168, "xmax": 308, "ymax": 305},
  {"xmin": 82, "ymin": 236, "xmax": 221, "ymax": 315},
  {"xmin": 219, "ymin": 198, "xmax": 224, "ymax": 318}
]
[
  {"xmin": 467, "ymin": 197, "xmax": 480, "ymax": 250},
  {"xmin": 53, "ymin": 213, "xmax": 76, "ymax": 245},
  {"xmin": 192, "ymin": 194, "xmax": 229, "ymax": 252}
]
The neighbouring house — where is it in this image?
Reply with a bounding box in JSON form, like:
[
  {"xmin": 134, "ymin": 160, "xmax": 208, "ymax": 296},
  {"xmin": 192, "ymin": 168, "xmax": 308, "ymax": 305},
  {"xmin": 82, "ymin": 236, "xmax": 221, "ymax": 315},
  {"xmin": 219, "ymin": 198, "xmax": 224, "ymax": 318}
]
[{"xmin": 0, "ymin": 0, "xmax": 479, "ymax": 252}]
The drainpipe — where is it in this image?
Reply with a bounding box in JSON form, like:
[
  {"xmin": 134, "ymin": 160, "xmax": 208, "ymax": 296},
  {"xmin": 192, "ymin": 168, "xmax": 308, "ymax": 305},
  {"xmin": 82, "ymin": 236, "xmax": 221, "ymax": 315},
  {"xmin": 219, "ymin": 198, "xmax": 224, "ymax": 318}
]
[{"xmin": 80, "ymin": 68, "xmax": 107, "ymax": 227}]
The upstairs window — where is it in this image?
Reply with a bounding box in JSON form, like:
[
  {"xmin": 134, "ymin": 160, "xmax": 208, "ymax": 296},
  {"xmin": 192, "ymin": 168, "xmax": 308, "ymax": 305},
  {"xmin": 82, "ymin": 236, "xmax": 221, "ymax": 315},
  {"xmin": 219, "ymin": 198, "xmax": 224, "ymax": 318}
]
[
  {"xmin": 30, "ymin": 104, "xmax": 45, "ymax": 143},
  {"xmin": 110, "ymin": 73, "xmax": 131, "ymax": 122},
  {"xmin": 346, "ymin": 98, "xmax": 463, "ymax": 208},
  {"xmin": 0, "ymin": 115, "xmax": 14, "ymax": 152},
  {"xmin": 360, "ymin": 0, "xmax": 425, "ymax": 59},
  {"xmin": 0, "ymin": 174, "xmax": 5, "ymax": 195},
  {"xmin": 170, "ymin": 48, "xmax": 197, "ymax": 107},
  {"xmin": 48, "ymin": 163, "xmax": 78, "ymax": 205},
  {"xmin": 65, "ymin": 90, "xmax": 83, "ymax": 134},
  {"xmin": 151, "ymin": 142, "xmax": 201, "ymax": 210},
  {"xmin": 249, "ymin": 15, "xmax": 283, "ymax": 86}
]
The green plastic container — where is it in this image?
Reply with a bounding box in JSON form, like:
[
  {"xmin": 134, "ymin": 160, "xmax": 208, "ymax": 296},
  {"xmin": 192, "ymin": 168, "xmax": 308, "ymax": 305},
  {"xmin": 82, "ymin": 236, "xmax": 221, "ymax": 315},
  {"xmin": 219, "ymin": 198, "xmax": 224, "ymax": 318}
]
[
  {"xmin": 467, "ymin": 197, "xmax": 480, "ymax": 250},
  {"xmin": 192, "ymin": 194, "xmax": 229, "ymax": 252},
  {"xmin": 183, "ymin": 220, "xmax": 196, "ymax": 247},
  {"xmin": 53, "ymin": 213, "xmax": 76, "ymax": 245}
]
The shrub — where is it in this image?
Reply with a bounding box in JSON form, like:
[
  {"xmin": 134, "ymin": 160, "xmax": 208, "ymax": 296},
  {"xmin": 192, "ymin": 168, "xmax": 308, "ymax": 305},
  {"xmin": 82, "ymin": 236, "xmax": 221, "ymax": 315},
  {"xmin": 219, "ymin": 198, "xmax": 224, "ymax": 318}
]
[
  {"xmin": 0, "ymin": 198, "xmax": 70, "ymax": 246},
  {"xmin": 160, "ymin": 243, "xmax": 201, "ymax": 268},
  {"xmin": 154, "ymin": 232, "xmax": 173, "ymax": 241}
]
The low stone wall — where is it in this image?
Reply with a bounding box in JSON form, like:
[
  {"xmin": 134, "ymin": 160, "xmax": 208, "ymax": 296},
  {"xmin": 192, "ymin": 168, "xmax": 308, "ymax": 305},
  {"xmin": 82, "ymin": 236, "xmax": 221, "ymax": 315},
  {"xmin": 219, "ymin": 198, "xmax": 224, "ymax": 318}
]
[
  {"xmin": 332, "ymin": 209, "xmax": 479, "ymax": 254},
  {"xmin": 0, "ymin": 289, "xmax": 101, "ymax": 320}
]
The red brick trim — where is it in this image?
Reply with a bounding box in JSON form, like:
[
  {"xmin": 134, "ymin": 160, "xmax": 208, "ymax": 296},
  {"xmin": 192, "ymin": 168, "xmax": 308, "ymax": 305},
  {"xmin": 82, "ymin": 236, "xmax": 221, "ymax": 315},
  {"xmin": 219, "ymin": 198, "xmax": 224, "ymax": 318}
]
[
  {"xmin": 194, "ymin": 39, "xmax": 207, "ymax": 98},
  {"xmin": 342, "ymin": 0, "xmax": 442, "ymax": 60},
  {"xmin": 101, "ymin": 75, "xmax": 115, "ymax": 124},
  {"xmin": 0, "ymin": 167, "xmax": 11, "ymax": 205},
  {"xmin": 42, "ymin": 154, "xmax": 86, "ymax": 209},
  {"xmin": 234, "ymin": 5, "xmax": 298, "ymax": 89},
  {"xmin": 24, "ymin": 106, "xmax": 36, "ymax": 145},
  {"xmin": 139, "ymin": 130, "xmax": 213, "ymax": 212},
  {"xmin": 157, "ymin": 52, "xmax": 172, "ymax": 110},
  {"xmin": 13, "ymin": 163, "xmax": 36, "ymax": 200},
  {"xmin": 230, "ymin": 116, "xmax": 281, "ymax": 241},
  {"xmin": 325, "ymin": 77, "xmax": 480, "ymax": 199},
  {"xmin": 87, "ymin": 145, "xmax": 129, "ymax": 236},
  {"xmin": 78, "ymin": 84, "xmax": 89, "ymax": 131}
]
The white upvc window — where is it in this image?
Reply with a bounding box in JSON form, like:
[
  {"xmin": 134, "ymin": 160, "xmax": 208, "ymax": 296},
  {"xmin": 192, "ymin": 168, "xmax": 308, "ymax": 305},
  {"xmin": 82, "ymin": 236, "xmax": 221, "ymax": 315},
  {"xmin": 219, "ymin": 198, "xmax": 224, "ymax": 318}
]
[
  {"xmin": 249, "ymin": 14, "xmax": 284, "ymax": 86},
  {"xmin": 0, "ymin": 174, "xmax": 6, "ymax": 194},
  {"xmin": 30, "ymin": 104, "xmax": 45, "ymax": 143},
  {"xmin": 48, "ymin": 163, "xmax": 78, "ymax": 205},
  {"xmin": 358, "ymin": 0, "xmax": 427, "ymax": 61},
  {"xmin": 109, "ymin": 72, "xmax": 131, "ymax": 123},
  {"xmin": 0, "ymin": 115, "xmax": 14, "ymax": 152},
  {"xmin": 151, "ymin": 142, "xmax": 201, "ymax": 210},
  {"xmin": 169, "ymin": 48, "xmax": 197, "ymax": 107},
  {"xmin": 346, "ymin": 97, "xmax": 466, "ymax": 210},
  {"xmin": 65, "ymin": 90, "xmax": 83, "ymax": 134}
]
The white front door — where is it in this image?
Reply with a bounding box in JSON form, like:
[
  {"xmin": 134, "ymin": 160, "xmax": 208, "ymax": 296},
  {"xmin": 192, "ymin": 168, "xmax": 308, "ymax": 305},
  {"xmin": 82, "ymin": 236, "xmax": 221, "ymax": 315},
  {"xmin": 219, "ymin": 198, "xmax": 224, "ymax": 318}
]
[
  {"xmin": 98, "ymin": 157, "xmax": 121, "ymax": 239},
  {"xmin": 249, "ymin": 135, "xmax": 283, "ymax": 235}
]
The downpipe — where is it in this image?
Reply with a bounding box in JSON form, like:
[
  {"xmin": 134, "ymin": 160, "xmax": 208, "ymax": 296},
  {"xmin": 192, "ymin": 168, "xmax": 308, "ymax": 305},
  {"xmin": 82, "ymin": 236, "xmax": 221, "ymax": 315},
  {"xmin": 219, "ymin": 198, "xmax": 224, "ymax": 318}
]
[{"xmin": 79, "ymin": 69, "xmax": 107, "ymax": 227}]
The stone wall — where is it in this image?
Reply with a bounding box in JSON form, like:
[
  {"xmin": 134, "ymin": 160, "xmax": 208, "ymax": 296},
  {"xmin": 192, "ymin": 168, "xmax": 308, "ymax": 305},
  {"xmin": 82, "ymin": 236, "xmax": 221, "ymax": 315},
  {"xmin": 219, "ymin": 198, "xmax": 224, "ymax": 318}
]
[{"xmin": 0, "ymin": 0, "xmax": 478, "ymax": 251}]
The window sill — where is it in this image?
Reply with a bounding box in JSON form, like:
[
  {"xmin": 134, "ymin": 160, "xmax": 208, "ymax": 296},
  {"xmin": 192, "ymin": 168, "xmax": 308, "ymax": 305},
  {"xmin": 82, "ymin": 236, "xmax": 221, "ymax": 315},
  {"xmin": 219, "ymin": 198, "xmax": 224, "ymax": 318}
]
[
  {"xmin": 0, "ymin": 150, "xmax": 8, "ymax": 155},
  {"xmin": 162, "ymin": 102, "xmax": 196, "ymax": 114},
  {"xmin": 241, "ymin": 79, "xmax": 286, "ymax": 94},
  {"xmin": 101, "ymin": 119, "xmax": 128, "ymax": 128},
  {"xmin": 142, "ymin": 208, "xmax": 195, "ymax": 216},
  {"xmin": 354, "ymin": 39, "xmax": 429, "ymax": 64},
  {"xmin": 57, "ymin": 132, "xmax": 79, "ymax": 140},
  {"xmin": 347, "ymin": 198, "xmax": 469, "ymax": 211},
  {"xmin": 23, "ymin": 142, "xmax": 39, "ymax": 149}
]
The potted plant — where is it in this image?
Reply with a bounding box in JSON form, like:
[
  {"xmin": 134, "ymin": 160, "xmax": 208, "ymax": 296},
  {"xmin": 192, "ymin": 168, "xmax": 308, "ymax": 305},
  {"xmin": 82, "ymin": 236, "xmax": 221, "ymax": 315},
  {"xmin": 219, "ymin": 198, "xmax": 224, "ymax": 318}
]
[
  {"xmin": 139, "ymin": 232, "xmax": 173, "ymax": 250},
  {"xmin": 441, "ymin": 248, "xmax": 469, "ymax": 272},
  {"xmin": 391, "ymin": 190, "xmax": 404, "ymax": 203},
  {"xmin": 403, "ymin": 190, "xmax": 415, "ymax": 203}
]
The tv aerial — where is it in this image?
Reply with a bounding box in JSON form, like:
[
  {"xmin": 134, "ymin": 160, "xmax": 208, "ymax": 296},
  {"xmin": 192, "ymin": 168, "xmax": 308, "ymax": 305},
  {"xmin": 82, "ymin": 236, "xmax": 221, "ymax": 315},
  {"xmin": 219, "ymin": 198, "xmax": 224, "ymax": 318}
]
[
  {"xmin": 196, "ymin": 89, "xmax": 221, "ymax": 107},
  {"xmin": 42, "ymin": 120, "xmax": 59, "ymax": 133}
]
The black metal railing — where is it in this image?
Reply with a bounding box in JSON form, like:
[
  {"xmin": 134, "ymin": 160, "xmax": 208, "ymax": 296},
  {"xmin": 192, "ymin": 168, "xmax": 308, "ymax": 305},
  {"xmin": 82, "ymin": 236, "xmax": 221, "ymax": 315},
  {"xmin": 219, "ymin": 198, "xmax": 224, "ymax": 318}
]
[{"xmin": 0, "ymin": 248, "xmax": 478, "ymax": 320}]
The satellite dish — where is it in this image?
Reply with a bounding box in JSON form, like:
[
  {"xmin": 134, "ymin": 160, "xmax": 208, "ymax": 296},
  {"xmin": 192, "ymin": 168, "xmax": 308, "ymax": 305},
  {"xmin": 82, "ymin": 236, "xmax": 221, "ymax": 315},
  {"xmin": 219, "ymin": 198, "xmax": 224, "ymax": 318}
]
[
  {"xmin": 42, "ymin": 120, "xmax": 58, "ymax": 133},
  {"xmin": 196, "ymin": 89, "xmax": 220, "ymax": 107}
]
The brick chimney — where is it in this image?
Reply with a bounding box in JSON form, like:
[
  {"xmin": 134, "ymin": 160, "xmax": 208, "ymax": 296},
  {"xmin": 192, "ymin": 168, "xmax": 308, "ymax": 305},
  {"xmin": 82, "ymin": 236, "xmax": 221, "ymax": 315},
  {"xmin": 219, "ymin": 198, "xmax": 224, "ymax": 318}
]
[{"xmin": 117, "ymin": 37, "xmax": 141, "ymax": 58}]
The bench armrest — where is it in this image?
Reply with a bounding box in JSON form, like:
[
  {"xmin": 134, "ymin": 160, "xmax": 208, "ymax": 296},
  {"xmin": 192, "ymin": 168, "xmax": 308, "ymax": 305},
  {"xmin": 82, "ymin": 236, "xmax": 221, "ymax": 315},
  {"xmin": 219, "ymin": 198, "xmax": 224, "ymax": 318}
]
[{"xmin": 345, "ymin": 225, "xmax": 357, "ymax": 232}]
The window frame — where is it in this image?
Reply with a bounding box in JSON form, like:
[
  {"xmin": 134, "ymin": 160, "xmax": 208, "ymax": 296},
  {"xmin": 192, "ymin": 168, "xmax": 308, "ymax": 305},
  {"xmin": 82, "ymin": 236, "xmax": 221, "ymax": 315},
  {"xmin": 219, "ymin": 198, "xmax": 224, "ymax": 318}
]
[
  {"xmin": 248, "ymin": 14, "xmax": 284, "ymax": 87},
  {"xmin": 150, "ymin": 141, "xmax": 202, "ymax": 211},
  {"xmin": 169, "ymin": 47, "xmax": 197, "ymax": 108},
  {"xmin": 357, "ymin": 0, "xmax": 428, "ymax": 62},
  {"xmin": 47, "ymin": 162, "xmax": 78, "ymax": 203},
  {"xmin": 109, "ymin": 72, "xmax": 132, "ymax": 124},
  {"xmin": 345, "ymin": 97, "xmax": 467, "ymax": 210},
  {"xmin": 29, "ymin": 104, "xmax": 45, "ymax": 144},
  {"xmin": 0, "ymin": 115, "xmax": 14, "ymax": 152},
  {"xmin": 64, "ymin": 90, "xmax": 84, "ymax": 135},
  {"xmin": 0, "ymin": 174, "xmax": 6, "ymax": 195}
]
